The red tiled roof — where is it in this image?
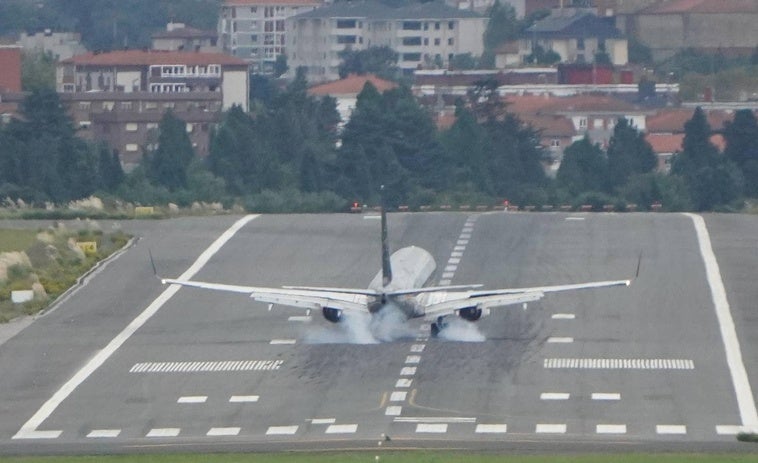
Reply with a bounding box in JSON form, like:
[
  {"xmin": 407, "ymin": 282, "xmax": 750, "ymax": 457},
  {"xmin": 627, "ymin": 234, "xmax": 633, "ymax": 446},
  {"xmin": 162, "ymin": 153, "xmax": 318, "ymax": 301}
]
[
  {"xmin": 641, "ymin": 0, "xmax": 758, "ymax": 14},
  {"xmin": 308, "ymin": 74, "xmax": 397, "ymax": 96},
  {"xmin": 62, "ymin": 50, "xmax": 247, "ymax": 66},
  {"xmin": 520, "ymin": 114, "xmax": 576, "ymax": 137},
  {"xmin": 505, "ymin": 94, "xmax": 642, "ymax": 115},
  {"xmin": 646, "ymin": 108, "xmax": 733, "ymax": 133},
  {"xmin": 645, "ymin": 132, "xmax": 726, "ymax": 153}
]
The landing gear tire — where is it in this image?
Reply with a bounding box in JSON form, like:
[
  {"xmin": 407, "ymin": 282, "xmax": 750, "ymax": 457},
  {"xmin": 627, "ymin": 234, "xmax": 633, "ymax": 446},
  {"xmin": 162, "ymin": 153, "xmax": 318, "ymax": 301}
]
[
  {"xmin": 430, "ymin": 316, "xmax": 447, "ymax": 337},
  {"xmin": 431, "ymin": 322, "xmax": 440, "ymax": 337}
]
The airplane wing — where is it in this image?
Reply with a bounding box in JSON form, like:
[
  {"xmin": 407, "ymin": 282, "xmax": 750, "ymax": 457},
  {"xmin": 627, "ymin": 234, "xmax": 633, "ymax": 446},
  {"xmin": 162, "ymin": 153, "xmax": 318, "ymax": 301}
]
[
  {"xmin": 418, "ymin": 278, "xmax": 630, "ymax": 319},
  {"xmin": 161, "ymin": 278, "xmax": 373, "ymax": 314}
]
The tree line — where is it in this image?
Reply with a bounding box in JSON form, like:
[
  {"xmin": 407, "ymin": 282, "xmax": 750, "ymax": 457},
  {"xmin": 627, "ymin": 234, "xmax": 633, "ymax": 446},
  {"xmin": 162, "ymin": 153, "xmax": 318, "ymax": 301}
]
[{"xmin": 2, "ymin": 81, "xmax": 757, "ymax": 213}]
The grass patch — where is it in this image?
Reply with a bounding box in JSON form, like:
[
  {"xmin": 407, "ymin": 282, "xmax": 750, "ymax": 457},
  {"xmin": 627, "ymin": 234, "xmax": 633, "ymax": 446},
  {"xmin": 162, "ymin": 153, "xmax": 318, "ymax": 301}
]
[
  {"xmin": 0, "ymin": 453, "xmax": 756, "ymax": 463},
  {"xmin": 0, "ymin": 229, "xmax": 38, "ymax": 252},
  {"xmin": 0, "ymin": 226, "xmax": 131, "ymax": 323}
]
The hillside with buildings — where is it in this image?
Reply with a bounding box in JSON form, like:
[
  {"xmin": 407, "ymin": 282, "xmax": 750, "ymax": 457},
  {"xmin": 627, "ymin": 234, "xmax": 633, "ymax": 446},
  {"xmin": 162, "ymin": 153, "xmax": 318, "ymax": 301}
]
[{"xmin": 0, "ymin": 0, "xmax": 756, "ymax": 213}]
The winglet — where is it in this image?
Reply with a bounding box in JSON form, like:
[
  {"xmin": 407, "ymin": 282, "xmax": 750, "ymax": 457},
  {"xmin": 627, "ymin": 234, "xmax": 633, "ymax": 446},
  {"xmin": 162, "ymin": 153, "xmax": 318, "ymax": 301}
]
[
  {"xmin": 634, "ymin": 251, "xmax": 642, "ymax": 279},
  {"xmin": 148, "ymin": 249, "xmax": 164, "ymax": 283}
]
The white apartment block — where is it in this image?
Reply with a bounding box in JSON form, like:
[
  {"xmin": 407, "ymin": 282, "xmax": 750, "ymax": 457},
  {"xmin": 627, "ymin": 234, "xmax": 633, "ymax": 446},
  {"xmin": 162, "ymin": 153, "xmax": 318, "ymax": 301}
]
[
  {"xmin": 286, "ymin": 1, "xmax": 486, "ymax": 83},
  {"xmin": 219, "ymin": 0, "xmax": 323, "ymax": 74}
]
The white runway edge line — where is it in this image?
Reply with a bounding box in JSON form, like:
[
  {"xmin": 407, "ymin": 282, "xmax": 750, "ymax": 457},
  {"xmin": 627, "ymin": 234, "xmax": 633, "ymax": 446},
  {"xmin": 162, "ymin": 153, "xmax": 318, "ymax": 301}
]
[
  {"xmin": 685, "ymin": 213, "xmax": 758, "ymax": 432},
  {"xmin": 12, "ymin": 214, "xmax": 259, "ymax": 440}
]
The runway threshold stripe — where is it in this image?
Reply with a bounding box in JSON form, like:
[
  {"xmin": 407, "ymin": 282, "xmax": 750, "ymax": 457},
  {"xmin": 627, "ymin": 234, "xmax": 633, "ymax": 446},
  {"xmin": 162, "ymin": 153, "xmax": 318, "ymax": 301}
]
[
  {"xmin": 12, "ymin": 215, "xmax": 259, "ymax": 440},
  {"xmin": 686, "ymin": 213, "xmax": 758, "ymax": 430},
  {"xmin": 543, "ymin": 358, "xmax": 694, "ymax": 370},
  {"xmin": 87, "ymin": 429, "xmax": 120, "ymax": 438},
  {"xmin": 130, "ymin": 360, "xmax": 283, "ymax": 373},
  {"xmin": 207, "ymin": 427, "xmax": 240, "ymax": 436}
]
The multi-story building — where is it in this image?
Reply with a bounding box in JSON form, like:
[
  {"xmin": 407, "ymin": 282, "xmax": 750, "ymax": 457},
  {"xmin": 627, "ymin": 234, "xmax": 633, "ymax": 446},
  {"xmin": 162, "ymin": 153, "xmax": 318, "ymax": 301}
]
[
  {"xmin": 518, "ymin": 8, "xmax": 628, "ymax": 66},
  {"xmin": 56, "ymin": 50, "xmax": 249, "ymax": 167},
  {"xmin": 0, "ymin": 45, "xmax": 22, "ymax": 92},
  {"xmin": 286, "ymin": 0, "xmax": 487, "ymax": 83},
  {"xmin": 18, "ymin": 30, "xmax": 87, "ymax": 61},
  {"xmin": 152, "ymin": 23, "xmax": 220, "ymax": 53},
  {"xmin": 219, "ymin": 0, "xmax": 322, "ymax": 74}
]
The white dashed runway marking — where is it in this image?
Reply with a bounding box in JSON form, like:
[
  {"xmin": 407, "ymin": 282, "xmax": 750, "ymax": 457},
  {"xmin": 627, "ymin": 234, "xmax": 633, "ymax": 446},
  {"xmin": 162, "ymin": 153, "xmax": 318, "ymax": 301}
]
[
  {"xmin": 596, "ymin": 424, "xmax": 626, "ymax": 434},
  {"xmin": 592, "ymin": 393, "xmax": 621, "ymax": 401},
  {"xmin": 385, "ymin": 406, "xmax": 402, "ymax": 416},
  {"xmin": 207, "ymin": 427, "xmax": 240, "ymax": 436},
  {"xmin": 390, "ymin": 391, "xmax": 408, "ymax": 401},
  {"xmin": 544, "ymin": 358, "xmax": 694, "ymax": 370},
  {"xmin": 656, "ymin": 425, "xmax": 687, "ymax": 435},
  {"xmin": 396, "ymin": 378, "xmax": 412, "ymax": 388},
  {"xmin": 177, "ymin": 396, "xmax": 207, "ymax": 403},
  {"xmin": 270, "ymin": 339, "xmax": 296, "ymax": 345},
  {"xmin": 87, "ymin": 429, "xmax": 120, "ymax": 438},
  {"xmin": 229, "ymin": 395, "xmax": 259, "ymax": 403},
  {"xmin": 146, "ymin": 428, "xmax": 180, "ymax": 438},
  {"xmin": 130, "ymin": 360, "xmax": 283, "ymax": 373},
  {"xmin": 475, "ymin": 424, "xmax": 507, "ymax": 433},
  {"xmin": 535, "ymin": 424, "xmax": 566, "ymax": 434},
  {"xmin": 547, "ymin": 337, "xmax": 574, "ymax": 343},
  {"xmin": 325, "ymin": 424, "xmax": 357, "ymax": 434},
  {"xmin": 266, "ymin": 426, "xmax": 298, "ymax": 435},
  {"xmin": 540, "ymin": 392, "xmax": 570, "ymax": 400},
  {"xmin": 551, "ymin": 313, "xmax": 576, "ymax": 320},
  {"xmin": 310, "ymin": 418, "xmax": 336, "ymax": 424},
  {"xmin": 416, "ymin": 424, "xmax": 447, "ymax": 433}
]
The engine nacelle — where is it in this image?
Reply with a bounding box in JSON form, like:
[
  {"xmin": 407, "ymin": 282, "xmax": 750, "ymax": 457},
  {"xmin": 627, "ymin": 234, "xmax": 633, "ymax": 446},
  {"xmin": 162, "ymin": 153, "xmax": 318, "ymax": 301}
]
[
  {"xmin": 322, "ymin": 306, "xmax": 343, "ymax": 323},
  {"xmin": 458, "ymin": 306, "xmax": 486, "ymax": 321}
]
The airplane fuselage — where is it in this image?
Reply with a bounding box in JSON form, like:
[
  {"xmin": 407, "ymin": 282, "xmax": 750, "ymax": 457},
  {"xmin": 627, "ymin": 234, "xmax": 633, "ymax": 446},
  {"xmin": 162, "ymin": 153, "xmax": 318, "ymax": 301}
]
[{"xmin": 368, "ymin": 246, "xmax": 436, "ymax": 319}]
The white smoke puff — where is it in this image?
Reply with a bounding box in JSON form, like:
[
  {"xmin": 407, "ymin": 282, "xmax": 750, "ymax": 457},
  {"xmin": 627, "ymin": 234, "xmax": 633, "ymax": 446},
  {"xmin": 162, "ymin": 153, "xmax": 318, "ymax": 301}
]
[
  {"xmin": 369, "ymin": 302, "xmax": 418, "ymax": 342},
  {"xmin": 302, "ymin": 311, "xmax": 379, "ymax": 344},
  {"xmin": 437, "ymin": 317, "xmax": 486, "ymax": 342}
]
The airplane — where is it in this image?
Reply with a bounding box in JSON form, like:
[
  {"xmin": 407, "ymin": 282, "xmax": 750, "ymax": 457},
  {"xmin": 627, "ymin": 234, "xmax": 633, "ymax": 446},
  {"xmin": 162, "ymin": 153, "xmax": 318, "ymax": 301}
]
[{"xmin": 159, "ymin": 192, "xmax": 632, "ymax": 337}]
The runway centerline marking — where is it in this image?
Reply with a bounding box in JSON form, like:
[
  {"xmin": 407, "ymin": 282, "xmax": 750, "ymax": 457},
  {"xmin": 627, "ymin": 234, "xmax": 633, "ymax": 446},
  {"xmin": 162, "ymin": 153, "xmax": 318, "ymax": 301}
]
[
  {"xmin": 685, "ymin": 213, "xmax": 758, "ymax": 431},
  {"xmin": 544, "ymin": 358, "xmax": 694, "ymax": 370},
  {"xmin": 12, "ymin": 215, "xmax": 259, "ymax": 440}
]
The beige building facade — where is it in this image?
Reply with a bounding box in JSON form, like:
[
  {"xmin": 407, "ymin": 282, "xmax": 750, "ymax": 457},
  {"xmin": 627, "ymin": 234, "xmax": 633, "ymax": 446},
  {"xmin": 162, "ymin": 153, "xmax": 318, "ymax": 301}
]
[
  {"xmin": 287, "ymin": 1, "xmax": 486, "ymax": 83},
  {"xmin": 219, "ymin": 0, "xmax": 322, "ymax": 74}
]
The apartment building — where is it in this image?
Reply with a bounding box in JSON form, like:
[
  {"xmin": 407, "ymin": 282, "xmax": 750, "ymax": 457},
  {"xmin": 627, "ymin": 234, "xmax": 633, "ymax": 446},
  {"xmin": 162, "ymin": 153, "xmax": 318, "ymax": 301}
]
[
  {"xmin": 152, "ymin": 23, "xmax": 220, "ymax": 53},
  {"xmin": 56, "ymin": 50, "xmax": 249, "ymax": 167},
  {"xmin": 219, "ymin": 0, "xmax": 322, "ymax": 74},
  {"xmin": 286, "ymin": 0, "xmax": 486, "ymax": 83},
  {"xmin": 520, "ymin": 8, "xmax": 628, "ymax": 66},
  {"xmin": 18, "ymin": 30, "xmax": 87, "ymax": 61}
]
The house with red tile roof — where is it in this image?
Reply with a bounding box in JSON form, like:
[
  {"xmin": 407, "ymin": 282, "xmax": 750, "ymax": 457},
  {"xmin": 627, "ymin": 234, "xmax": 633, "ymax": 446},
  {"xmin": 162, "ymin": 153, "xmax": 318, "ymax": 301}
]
[
  {"xmin": 56, "ymin": 50, "xmax": 249, "ymax": 167},
  {"xmin": 308, "ymin": 73, "xmax": 397, "ymax": 132},
  {"xmin": 0, "ymin": 46, "xmax": 22, "ymax": 93}
]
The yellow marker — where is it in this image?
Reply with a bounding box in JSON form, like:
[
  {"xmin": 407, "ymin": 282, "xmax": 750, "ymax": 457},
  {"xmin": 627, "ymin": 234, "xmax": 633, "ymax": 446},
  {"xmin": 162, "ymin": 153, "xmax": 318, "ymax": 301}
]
[
  {"xmin": 76, "ymin": 241, "xmax": 97, "ymax": 253},
  {"xmin": 134, "ymin": 206, "xmax": 155, "ymax": 216}
]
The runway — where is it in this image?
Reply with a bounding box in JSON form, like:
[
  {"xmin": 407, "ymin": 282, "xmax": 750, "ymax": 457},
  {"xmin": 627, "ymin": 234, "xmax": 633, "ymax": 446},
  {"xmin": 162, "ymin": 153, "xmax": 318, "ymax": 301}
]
[{"xmin": 0, "ymin": 212, "xmax": 756, "ymax": 455}]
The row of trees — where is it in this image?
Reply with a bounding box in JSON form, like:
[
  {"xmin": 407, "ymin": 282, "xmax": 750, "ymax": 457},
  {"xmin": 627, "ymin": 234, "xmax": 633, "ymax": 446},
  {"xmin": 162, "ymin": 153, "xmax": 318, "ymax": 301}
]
[
  {"xmin": 556, "ymin": 107, "xmax": 758, "ymax": 211},
  {"xmin": 2, "ymin": 84, "xmax": 757, "ymax": 213}
]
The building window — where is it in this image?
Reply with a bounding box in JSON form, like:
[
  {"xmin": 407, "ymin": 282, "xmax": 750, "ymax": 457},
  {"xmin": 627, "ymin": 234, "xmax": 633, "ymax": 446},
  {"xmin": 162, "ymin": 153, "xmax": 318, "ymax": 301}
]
[
  {"xmin": 402, "ymin": 21, "xmax": 421, "ymax": 30},
  {"xmin": 121, "ymin": 101, "xmax": 132, "ymax": 110},
  {"xmin": 125, "ymin": 123, "xmax": 138, "ymax": 132},
  {"xmin": 102, "ymin": 101, "xmax": 115, "ymax": 110},
  {"xmin": 250, "ymin": 6, "xmax": 256, "ymax": 13},
  {"xmin": 448, "ymin": 38, "xmax": 454, "ymax": 45},
  {"xmin": 448, "ymin": 21, "xmax": 454, "ymax": 29},
  {"xmin": 186, "ymin": 123, "xmax": 193, "ymax": 133},
  {"xmin": 145, "ymin": 102, "xmax": 158, "ymax": 110},
  {"xmin": 579, "ymin": 117, "xmax": 587, "ymax": 128},
  {"xmin": 434, "ymin": 38, "xmax": 440, "ymax": 46},
  {"xmin": 78, "ymin": 102, "xmax": 91, "ymax": 110},
  {"xmin": 337, "ymin": 35, "xmax": 357, "ymax": 44},
  {"xmin": 336, "ymin": 19, "xmax": 356, "ymax": 29},
  {"xmin": 577, "ymin": 37, "xmax": 585, "ymax": 50},
  {"xmin": 550, "ymin": 139, "xmax": 560, "ymax": 147},
  {"xmin": 125, "ymin": 144, "xmax": 139, "ymax": 152},
  {"xmin": 402, "ymin": 37, "xmax": 422, "ymax": 46},
  {"xmin": 79, "ymin": 121, "xmax": 91, "ymax": 129},
  {"xmin": 401, "ymin": 52, "xmax": 421, "ymax": 62},
  {"xmin": 146, "ymin": 123, "xmax": 159, "ymax": 130},
  {"xmin": 434, "ymin": 22, "xmax": 440, "ymax": 30}
]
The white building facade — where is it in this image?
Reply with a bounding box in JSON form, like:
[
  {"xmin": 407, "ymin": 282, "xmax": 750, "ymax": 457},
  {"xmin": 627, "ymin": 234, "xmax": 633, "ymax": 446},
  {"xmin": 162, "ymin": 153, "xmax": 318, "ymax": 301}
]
[
  {"xmin": 219, "ymin": 0, "xmax": 323, "ymax": 74},
  {"xmin": 286, "ymin": 1, "xmax": 486, "ymax": 83}
]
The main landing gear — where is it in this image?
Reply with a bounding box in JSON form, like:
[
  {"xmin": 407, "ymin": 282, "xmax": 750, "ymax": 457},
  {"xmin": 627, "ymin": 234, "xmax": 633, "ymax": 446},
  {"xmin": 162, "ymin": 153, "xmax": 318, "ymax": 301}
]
[{"xmin": 430, "ymin": 316, "xmax": 448, "ymax": 337}]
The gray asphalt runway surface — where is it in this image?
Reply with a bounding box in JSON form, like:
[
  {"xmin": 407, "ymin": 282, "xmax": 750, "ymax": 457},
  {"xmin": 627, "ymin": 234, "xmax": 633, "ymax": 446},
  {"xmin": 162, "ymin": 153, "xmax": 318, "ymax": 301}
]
[{"xmin": 0, "ymin": 212, "xmax": 757, "ymax": 455}]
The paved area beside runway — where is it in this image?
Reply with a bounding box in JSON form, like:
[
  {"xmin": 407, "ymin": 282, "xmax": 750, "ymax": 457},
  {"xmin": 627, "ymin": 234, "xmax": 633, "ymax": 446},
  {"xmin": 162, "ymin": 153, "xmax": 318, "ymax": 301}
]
[{"xmin": 0, "ymin": 212, "xmax": 756, "ymax": 455}]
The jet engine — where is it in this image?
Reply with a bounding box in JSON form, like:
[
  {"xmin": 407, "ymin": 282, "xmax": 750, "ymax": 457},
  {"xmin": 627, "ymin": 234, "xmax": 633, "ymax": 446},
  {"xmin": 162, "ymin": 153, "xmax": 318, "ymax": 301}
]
[
  {"xmin": 322, "ymin": 306, "xmax": 343, "ymax": 323},
  {"xmin": 457, "ymin": 306, "xmax": 487, "ymax": 321}
]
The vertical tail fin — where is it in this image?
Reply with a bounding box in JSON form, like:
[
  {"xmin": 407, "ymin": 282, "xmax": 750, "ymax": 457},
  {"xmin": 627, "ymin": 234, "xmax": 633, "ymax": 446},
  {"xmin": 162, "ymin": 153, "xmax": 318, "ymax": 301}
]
[{"xmin": 380, "ymin": 185, "xmax": 392, "ymax": 287}]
